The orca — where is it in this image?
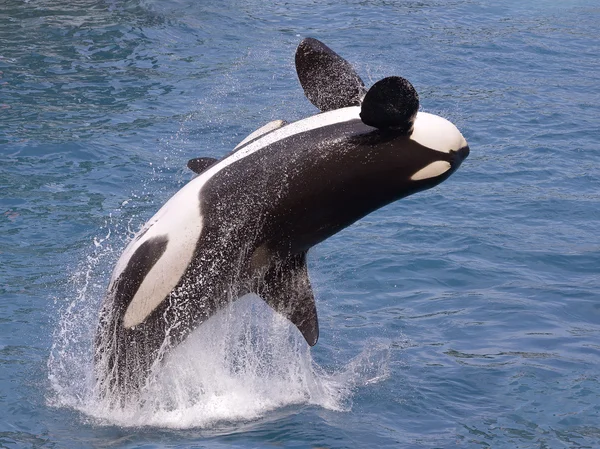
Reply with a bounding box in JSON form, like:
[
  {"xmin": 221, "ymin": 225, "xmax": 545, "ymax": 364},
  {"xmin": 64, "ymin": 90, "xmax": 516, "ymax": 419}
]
[{"xmin": 95, "ymin": 37, "xmax": 469, "ymax": 398}]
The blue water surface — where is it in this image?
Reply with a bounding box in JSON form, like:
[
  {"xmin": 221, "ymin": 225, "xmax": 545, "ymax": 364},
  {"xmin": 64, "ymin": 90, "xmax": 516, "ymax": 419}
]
[{"xmin": 1, "ymin": 0, "xmax": 600, "ymax": 447}]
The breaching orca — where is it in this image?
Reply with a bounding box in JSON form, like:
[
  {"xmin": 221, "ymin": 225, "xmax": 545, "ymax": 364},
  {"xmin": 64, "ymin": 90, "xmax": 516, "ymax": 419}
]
[{"xmin": 95, "ymin": 37, "xmax": 469, "ymax": 398}]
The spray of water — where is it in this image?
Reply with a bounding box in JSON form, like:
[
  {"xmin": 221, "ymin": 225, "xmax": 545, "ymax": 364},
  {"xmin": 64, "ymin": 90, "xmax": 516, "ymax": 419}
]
[{"xmin": 48, "ymin": 214, "xmax": 391, "ymax": 430}]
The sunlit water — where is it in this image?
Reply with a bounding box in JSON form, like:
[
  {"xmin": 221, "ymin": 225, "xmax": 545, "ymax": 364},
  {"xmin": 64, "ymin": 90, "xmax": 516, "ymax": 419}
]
[{"xmin": 2, "ymin": 0, "xmax": 600, "ymax": 447}]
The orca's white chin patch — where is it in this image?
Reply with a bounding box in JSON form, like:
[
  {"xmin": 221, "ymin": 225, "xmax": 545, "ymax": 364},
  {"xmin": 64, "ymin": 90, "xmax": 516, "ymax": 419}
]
[
  {"xmin": 410, "ymin": 112, "xmax": 467, "ymax": 154},
  {"xmin": 410, "ymin": 161, "xmax": 451, "ymax": 181}
]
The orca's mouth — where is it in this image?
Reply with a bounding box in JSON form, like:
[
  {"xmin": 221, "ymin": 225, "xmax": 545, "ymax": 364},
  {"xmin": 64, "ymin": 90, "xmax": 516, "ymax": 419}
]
[{"xmin": 450, "ymin": 145, "xmax": 470, "ymax": 168}]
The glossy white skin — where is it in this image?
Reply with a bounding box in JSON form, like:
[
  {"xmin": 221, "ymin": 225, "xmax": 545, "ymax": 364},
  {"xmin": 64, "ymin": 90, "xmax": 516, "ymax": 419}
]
[
  {"xmin": 410, "ymin": 112, "xmax": 468, "ymax": 154},
  {"xmin": 117, "ymin": 108, "xmax": 467, "ymax": 329},
  {"xmin": 118, "ymin": 185, "xmax": 203, "ymax": 329},
  {"xmin": 411, "ymin": 161, "xmax": 452, "ymax": 181}
]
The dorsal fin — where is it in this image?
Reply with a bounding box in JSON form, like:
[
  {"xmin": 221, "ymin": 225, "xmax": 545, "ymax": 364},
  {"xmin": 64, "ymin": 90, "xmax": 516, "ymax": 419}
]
[
  {"xmin": 360, "ymin": 76, "xmax": 420, "ymax": 133},
  {"xmin": 187, "ymin": 157, "xmax": 218, "ymax": 174},
  {"xmin": 295, "ymin": 37, "xmax": 366, "ymax": 112},
  {"xmin": 235, "ymin": 119, "xmax": 287, "ymax": 150},
  {"xmin": 256, "ymin": 252, "xmax": 319, "ymax": 346}
]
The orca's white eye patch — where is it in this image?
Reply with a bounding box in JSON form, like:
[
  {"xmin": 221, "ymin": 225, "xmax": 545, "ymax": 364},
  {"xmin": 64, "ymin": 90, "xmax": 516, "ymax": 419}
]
[{"xmin": 410, "ymin": 161, "xmax": 451, "ymax": 181}]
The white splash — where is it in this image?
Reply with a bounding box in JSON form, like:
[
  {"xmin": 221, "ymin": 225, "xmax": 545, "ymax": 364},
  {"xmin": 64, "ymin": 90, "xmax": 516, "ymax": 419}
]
[{"xmin": 48, "ymin": 230, "xmax": 391, "ymax": 429}]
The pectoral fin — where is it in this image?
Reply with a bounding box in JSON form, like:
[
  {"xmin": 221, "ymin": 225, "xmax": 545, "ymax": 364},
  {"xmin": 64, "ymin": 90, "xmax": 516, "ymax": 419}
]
[
  {"xmin": 187, "ymin": 157, "xmax": 218, "ymax": 174},
  {"xmin": 235, "ymin": 120, "xmax": 287, "ymax": 150},
  {"xmin": 360, "ymin": 76, "xmax": 420, "ymax": 133},
  {"xmin": 295, "ymin": 37, "xmax": 366, "ymax": 112},
  {"xmin": 257, "ymin": 252, "xmax": 319, "ymax": 346}
]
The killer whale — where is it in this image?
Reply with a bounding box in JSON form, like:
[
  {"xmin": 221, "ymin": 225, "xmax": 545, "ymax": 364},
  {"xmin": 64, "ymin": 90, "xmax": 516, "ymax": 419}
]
[{"xmin": 95, "ymin": 38, "xmax": 469, "ymax": 397}]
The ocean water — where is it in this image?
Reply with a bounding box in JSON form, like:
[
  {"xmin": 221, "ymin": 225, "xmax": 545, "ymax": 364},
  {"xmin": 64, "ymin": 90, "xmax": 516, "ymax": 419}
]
[{"xmin": 1, "ymin": 0, "xmax": 599, "ymax": 447}]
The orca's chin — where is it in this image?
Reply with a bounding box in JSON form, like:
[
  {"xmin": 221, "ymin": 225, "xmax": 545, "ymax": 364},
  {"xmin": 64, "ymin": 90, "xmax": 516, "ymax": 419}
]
[
  {"xmin": 450, "ymin": 145, "xmax": 470, "ymax": 170},
  {"xmin": 458, "ymin": 145, "xmax": 470, "ymax": 162}
]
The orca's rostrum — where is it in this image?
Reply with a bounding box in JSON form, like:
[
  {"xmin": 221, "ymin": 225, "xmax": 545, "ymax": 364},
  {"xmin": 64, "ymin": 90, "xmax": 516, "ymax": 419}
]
[{"xmin": 95, "ymin": 38, "xmax": 470, "ymax": 398}]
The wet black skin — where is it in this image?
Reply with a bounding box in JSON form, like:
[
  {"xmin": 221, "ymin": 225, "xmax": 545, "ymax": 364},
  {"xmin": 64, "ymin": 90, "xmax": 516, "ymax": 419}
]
[
  {"xmin": 95, "ymin": 118, "xmax": 469, "ymax": 398},
  {"xmin": 95, "ymin": 35, "xmax": 470, "ymax": 400}
]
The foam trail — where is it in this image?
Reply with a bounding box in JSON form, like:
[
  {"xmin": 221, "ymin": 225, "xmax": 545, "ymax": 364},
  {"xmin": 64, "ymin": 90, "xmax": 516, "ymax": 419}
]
[{"xmin": 48, "ymin": 238, "xmax": 391, "ymax": 429}]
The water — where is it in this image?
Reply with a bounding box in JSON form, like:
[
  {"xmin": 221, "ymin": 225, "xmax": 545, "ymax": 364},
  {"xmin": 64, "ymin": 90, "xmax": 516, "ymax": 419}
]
[{"xmin": 1, "ymin": 0, "xmax": 599, "ymax": 447}]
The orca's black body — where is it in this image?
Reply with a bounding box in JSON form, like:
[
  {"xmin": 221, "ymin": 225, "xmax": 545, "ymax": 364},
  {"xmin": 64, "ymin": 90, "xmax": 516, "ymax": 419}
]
[{"xmin": 95, "ymin": 38, "xmax": 469, "ymax": 399}]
